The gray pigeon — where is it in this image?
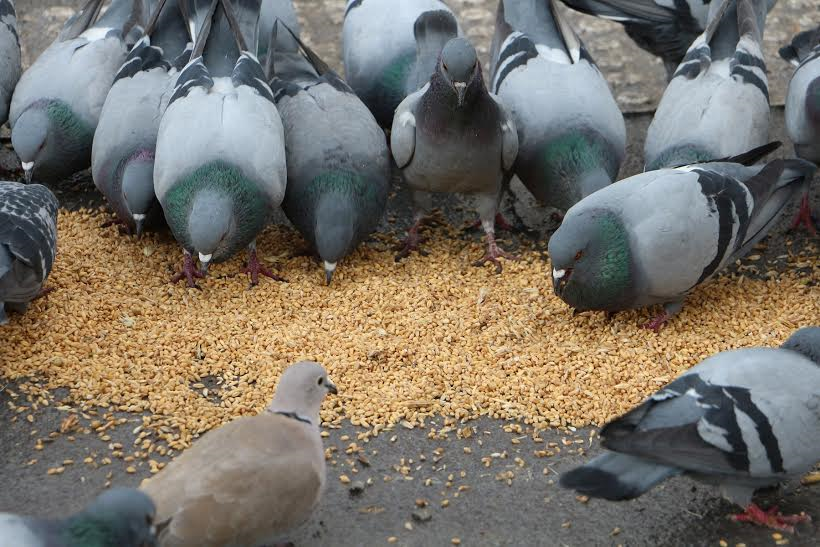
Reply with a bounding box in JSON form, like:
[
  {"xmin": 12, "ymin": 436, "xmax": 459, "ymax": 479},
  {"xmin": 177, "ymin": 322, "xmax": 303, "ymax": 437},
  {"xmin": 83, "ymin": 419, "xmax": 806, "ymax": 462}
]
[
  {"xmin": 9, "ymin": 0, "xmax": 146, "ymax": 183},
  {"xmin": 141, "ymin": 361, "xmax": 337, "ymax": 547},
  {"xmin": 391, "ymin": 37, "xmax": 519, "ymax": 272},
  {"xmin": 257, "ymin": 0, "xmax": 300, "ymax": 63},
  {"xmin": 560, "ymin": 326, "xmax": 820, "ymax": 533},
  {"xmin": 342, "ymin": 0, "xmax": 463, "ymax": 128},
  {"xmin": 645, "ymin": 0, "xmax": 771, "ymax": 171},
  {"xmin": 490, "ymin": 0, "xmax": 625, "ymax": 215},
  {"xmin": 559, "ymin": 0, "xmax": 776, "ymax": 80},
  {"xmin": 154, "ymin": 0, "xmax": 287, "ymax": 287},
  {"xmin": 547, "ymin": 143, "xmax": 815, "ymax": 330},
  {"xmin": 0, "ymin": 0, "xmax": 21, "ymax": 126},
  {"xmin": 0, "ymin": 181, "xmax": 58, "ymax": 325},
  {"xmin": 0, "ymin": 487, "xmax": 158, "ymax": 546},
  {"xmin": 92, "ymin": 0, "xmax": 192, "ymax": 237},
  {"xmin": 270, "ymin": 23, "xmax": 390, "ymax": 285},
  {"xmin": 780, "ymin": 26, "xmax": 820, "ymax": 234}
]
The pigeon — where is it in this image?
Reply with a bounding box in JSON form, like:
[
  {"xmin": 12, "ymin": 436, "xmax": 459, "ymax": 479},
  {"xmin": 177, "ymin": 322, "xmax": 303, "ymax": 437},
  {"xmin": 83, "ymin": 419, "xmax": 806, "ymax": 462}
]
[
  {"xmin": 9, "ymin": 0, "xmax": 146, "ymax": 183},
  {"xmin": 270, "ymin": 23, "xmax": 391, "ymax": 285},
  {"xmin": 342, "ymin": 0, "xmax": 463, "ymax": 128},
  {"xmin": 547, "ymin": 143, "xmax": 815, "ymax": 330},
  {"xmin": 644, "ymin": 0, "xmax": 771, "ymax": 171},
  {"xmin": 154, "ymin": 0, "xmax": 287, "ymax": 287},
  {"xmin": 92, "ymin": 0, "xmax": 192, "ymax": 237},
  {"xmin": 560, "ymin": 326, "xmax": 820, "ymax": 533},
  {"xmin": 0, "ymin": 487, "xmax": 158, "ymax": 546},
  {"xmin": 490, "ymin": 0, "xmax": 625, "ymax": 215},
  {"xmin": 257, "ymin": 0, "xmax": 300, "ymax": 63},
  {"xmin": 140, "ymin": 361, "xmax": 337, "ymax": 547},
  {"xmin": 391, "ymin": 37, "xmax": 519, "ymax": 272},
  {"xmin": 559, "ymin": 0, "xmax": 776, "ymax": 80},
  {"xmin": 780, "ymin": 25, "xmax": 820, "ymax": 233},
  {"xmin": 0, "ymin": 0, "xmax": 21, "ymax": 126},
  {"xmin": 0, "ymin": 181, "xmax": 58, "ymax": 325}
]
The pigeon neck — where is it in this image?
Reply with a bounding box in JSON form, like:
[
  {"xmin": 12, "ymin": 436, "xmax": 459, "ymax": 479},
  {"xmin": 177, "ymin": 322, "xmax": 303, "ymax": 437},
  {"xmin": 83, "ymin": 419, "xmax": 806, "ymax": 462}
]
[{"xmin": 270, "ymin": 410, "xmax": 312, "ymax": 425}]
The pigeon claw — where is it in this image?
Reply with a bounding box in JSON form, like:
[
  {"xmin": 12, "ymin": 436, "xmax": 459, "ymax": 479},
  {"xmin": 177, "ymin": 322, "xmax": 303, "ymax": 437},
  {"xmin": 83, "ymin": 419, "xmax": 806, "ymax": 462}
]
[
  {"xmin": 33, "ymin": 286, "xmax": 55, "ymax": 301},
  {"xmin": 730, "ymin": 503, "xmax": 812, "ymax": 533},
  {"xmin": 641, "ymin": 313, "xmax": 671, "ymax": 332},
  {"xmin": 243, "ymin": 249, "xmax": 287, "ymax": 287},
  {"xmin": 394, "ymin": 223, "xmax": 428, "ymax": 261},
  {"xmin": 473, "ymin": 237, "xmax": 518, "ymax": 274},
  {"xmin": 171, "ymin": 252, "xmax": 205, "ymax": 289},
  {"xmin": 788, "ymin": 194, "xmax": 817, "ymax": 235}
]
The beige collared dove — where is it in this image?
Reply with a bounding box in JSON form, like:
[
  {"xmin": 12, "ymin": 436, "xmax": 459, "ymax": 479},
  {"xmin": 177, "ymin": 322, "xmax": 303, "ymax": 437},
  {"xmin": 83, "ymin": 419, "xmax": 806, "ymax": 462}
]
[{"xmin": 140, "ymin": 361, "xmax": 337, "ymax": 547}]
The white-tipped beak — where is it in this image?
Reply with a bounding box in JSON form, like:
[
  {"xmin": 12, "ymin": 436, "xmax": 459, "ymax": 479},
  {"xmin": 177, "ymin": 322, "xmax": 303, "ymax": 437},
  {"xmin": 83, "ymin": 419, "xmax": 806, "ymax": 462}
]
[
  {"xmin": 552, "ymin": 268, "xmax": 566, "ymax": 280},
  {"xmin": 198, "ymin": 253, "xmax": 212, "ymax": 264},
  {"xmin": 21, "ymin": 161, "xmax": 34, "ymax": 171}
]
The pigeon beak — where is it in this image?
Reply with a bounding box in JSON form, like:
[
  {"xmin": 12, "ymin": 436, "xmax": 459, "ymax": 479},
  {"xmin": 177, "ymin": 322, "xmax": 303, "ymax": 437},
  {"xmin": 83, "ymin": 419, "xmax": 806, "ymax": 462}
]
[
  {"xmin": 22, "ymin": 161, "xmax": 33, "ymax": 183},
  {"xmin": 325, "ymin": 377, "xmax": 338, "ymax": 395},
  {"xmin": 198, "ymin": 253, "xmax": 212, "ymax": 275},
  {"xmin": 552, "ymin": 267, "xmax": 571, "ymax": 295},
  {"xmin": 133, "ymin": 214, "xmax": 146, "ymax": 239},
  {"xmin": 454, "ymin": 81, "xmax": 467, "ymax": 107},
  {"xmin": 324, "ymin": 261, "xmax": 337, "ymax": 286}
]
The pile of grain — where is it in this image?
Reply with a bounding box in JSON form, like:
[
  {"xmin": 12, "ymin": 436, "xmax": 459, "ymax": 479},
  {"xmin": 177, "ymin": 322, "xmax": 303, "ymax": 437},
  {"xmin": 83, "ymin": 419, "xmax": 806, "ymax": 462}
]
[{"xmin": 1, "ymin": 210, "xmax": 817, "ymax": 448}]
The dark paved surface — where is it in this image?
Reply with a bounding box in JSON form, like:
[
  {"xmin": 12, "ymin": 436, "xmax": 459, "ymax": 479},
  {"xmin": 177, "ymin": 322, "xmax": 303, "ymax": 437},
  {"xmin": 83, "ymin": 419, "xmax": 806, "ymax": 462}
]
[{"xmin": 1, "ymin": 2, "xmax": 819, "ymax": 547}]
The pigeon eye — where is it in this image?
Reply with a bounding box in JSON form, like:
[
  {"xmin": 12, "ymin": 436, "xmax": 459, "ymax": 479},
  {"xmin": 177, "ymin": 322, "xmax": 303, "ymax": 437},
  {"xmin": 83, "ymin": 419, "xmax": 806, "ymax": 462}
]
[
  {"xmin": 442, "ymin": 62, "xmax": 448, "ymax": 71},
  {"xmin": 317, "ymin": 377, "xmax": 324, "ymax": 386},
  {"xmin": 574, "ymin": 250, "xmax": 583, "ymax": 261},
  {"xmin": 145, "ymin": 515, "xmax": 152, "ymax": 525}
]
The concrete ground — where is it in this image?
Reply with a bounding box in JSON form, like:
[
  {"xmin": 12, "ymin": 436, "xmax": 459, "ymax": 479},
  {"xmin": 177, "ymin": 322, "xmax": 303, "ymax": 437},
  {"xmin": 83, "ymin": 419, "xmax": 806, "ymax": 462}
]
[{"xmin": 2, "ymin": 1, "xmax": 819, "ymax": 546}]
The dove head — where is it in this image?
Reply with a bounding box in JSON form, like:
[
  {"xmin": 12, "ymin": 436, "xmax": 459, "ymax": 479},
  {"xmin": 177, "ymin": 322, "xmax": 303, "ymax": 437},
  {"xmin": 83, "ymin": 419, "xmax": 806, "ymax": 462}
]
[
  {"xmin": 437, "ymin": 37, "xmax": 481, "ymax": 107},
  {"xmin": 121, "ymin": 151, "xmax": 158, "ymax": 237},
  {"xmin": 548, "ymin": 208, "xmax": 633, "ymax": 312},
  {"xmin": 70, "ymin": 487, "xmax": 158, "ymax": 547},
  {"xmin": 268, "ymin": 361, "xmax": 337, "ymax": 424},
  {"xmin": 187, "ymin": 190, "xmax": 235, "ymax": 271},
  {"xmin": 781, "ymin": 326, "xmax": 820, "ymax": 364},
  {"xmin": 12, "ymin": 100, "xmax": 94, "ymax": 183},
  {"xmin": 314, "ymin": 182, "xmax": 360, "ymax": 285}
]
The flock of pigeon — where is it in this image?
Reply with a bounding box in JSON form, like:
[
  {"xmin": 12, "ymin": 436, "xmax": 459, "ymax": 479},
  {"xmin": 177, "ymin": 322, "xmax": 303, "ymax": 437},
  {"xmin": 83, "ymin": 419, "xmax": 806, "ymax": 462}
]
[{"xmin": 0, "ymin": 0, "xmax": 818, "ymax": 545}]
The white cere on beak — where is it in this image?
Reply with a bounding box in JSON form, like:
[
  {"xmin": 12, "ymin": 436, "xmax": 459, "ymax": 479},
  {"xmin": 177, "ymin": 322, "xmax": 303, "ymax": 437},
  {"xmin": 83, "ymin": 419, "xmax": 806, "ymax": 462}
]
[
  {"xmin": 454, "ymin": 82, "xmax": 467, "ymax": 91},
  {"xmin": 132, "ymin": 213, "xmax": 146, "ymax": 221},
  {"xmin": 324, "ymin": 261, "xmax": 337, "ymax": 273},
  {"xmin": 198, "ymin": 253, "xmax": 212, "ymax": 264},
  {"xmin": 552, "ymin": 268, "xmax": 566, "ymax": 280},
  {"xmin": 21, "ymin": 161, "xmax": 34, "ymax": 171}
]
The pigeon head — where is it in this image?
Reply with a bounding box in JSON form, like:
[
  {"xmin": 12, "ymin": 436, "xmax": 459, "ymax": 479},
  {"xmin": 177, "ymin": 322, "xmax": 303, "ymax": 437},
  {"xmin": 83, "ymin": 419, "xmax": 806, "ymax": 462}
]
[
  {"xmin": 781, "ymin": 326, "xmax": 820, "ymax": 364},
  {"xmin": 547, "ymin": 208, "xmax": 632, "ymax": 311},
  {"xmin": 438, "ymin": 37, "xmax": 480, "ymax": 107},
  {"xmin": 121, "ymin": 151, "xmax": 158, "ymax": 237},
  {"xmin": 187, "ymin": 190, "xmax": 236, "ymax": 272},
  {"xmin": 69, "ymin": 487, "xmax": 158, "ymax": 547},
  {"xmin": 314, "ymin": 197, "xmax": 356, "ymax": 286},
  {"xmin": 268, "ymin": 361, "xmax": 338, "ymax": 423},
  {"xmin": 12, "ymin": 100, "xmax": 94, "ymax": 183}
]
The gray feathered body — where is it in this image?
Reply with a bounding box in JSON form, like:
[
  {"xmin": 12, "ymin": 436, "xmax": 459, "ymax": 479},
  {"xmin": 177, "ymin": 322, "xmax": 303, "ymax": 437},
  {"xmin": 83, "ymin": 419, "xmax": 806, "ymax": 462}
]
[
  {"xmin": 548, "ymin": 156, "xmax": 815, "ymax": 313},
  {"xmin": 258, "ymin": 0, "xmax": 300, "ymax": 62},
  {"xmin": 154, "ymin": 1, "xmax": 286, "ymax": 264},
  {"xmin": 645, "ymin": 0, "xmax": 771, "ymax": 170},
  {"xmin": 342, "ymin": 0, "xmax": 462, "ymax": 127},
  {"xmin": 0, "ymin": 182, "xmax": 58, "ymax": 325},
  {"xmin": 781, "ymin": 27, "xmax": 820, "ymax": 163},
  {"xmin": 272, "ymin": 45, "xmax": 390, "ymax": 271},
  {"xmin": 561, "ymin": 329, "xmax": 820, "ymax": 506},
  {"xmin": 92, "ymin": 0, "xmax": 191, "ymax": 234},
  {"xmin": 0, "ymin": 0, "xmax": 21, "ymax": 126},
  {"xmin": 490, "ymin": 0, "xmax": 625, "ymax": 211},
  {"xmin": 9, "ymin": 0, "xmax": 144, "ymax": 182}
]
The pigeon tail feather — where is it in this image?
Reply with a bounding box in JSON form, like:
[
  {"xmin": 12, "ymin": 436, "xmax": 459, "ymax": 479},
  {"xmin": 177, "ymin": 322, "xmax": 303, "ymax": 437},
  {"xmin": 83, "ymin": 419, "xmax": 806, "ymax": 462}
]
[{"xmin": 559, "ymin": 452, "xmax": 681, "ymax": 500}]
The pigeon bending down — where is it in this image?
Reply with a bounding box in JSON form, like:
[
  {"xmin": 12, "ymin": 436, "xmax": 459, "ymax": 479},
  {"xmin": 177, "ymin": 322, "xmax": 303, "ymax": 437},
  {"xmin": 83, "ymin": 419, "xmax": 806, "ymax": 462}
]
[
  {"xmin": 0, "ymin": 0, "xmax": 21, "ymax": 126},
  {"xmin": 391, "ymin": 37, "xmax": 519, "ymax": 273},
  {"xmin": 140, "ymin": 361, "xmax": 337, "ymax": 547},
  {"xmin": 547, "ymin": 143, "xmax": 815, "ymax": 330},
  {"xmin": 490, "ymin": 0, "xmax": 625, "ymax": 215},
  {"xmin": 780, "ymin": 25, "xmax": 820, "ymax": 234},
  {"xmin": 270, "ymin": 23, "xmax": 390, "ymax": 285},
  {"xmin": 9, "ymin": 0, "xmax": 146, "ymax": 183},
  {"xmin": 92, "ymin": 0, "xmax": 192, "ymax": 237},
  {"xmin": 0, "ymin": 181, "xmax": 58, "ymax": 325},
  {"xmin": 560, "ymin": 326, "xmax": 820, "ymax": 533},
  {"xmin": 645, "ymin": 0, "xmax": 771, "ymax": 171},
  {"xmin": 0, "ymin": 487, "xmax": 158, "ymax": 546},
  {"xmin": 154, "ymin": 0, "xmax": 287, "ymax": 287},
  {"xmin": 342, "ymin": 0, "xmax": 462, "ymax": 128}
]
